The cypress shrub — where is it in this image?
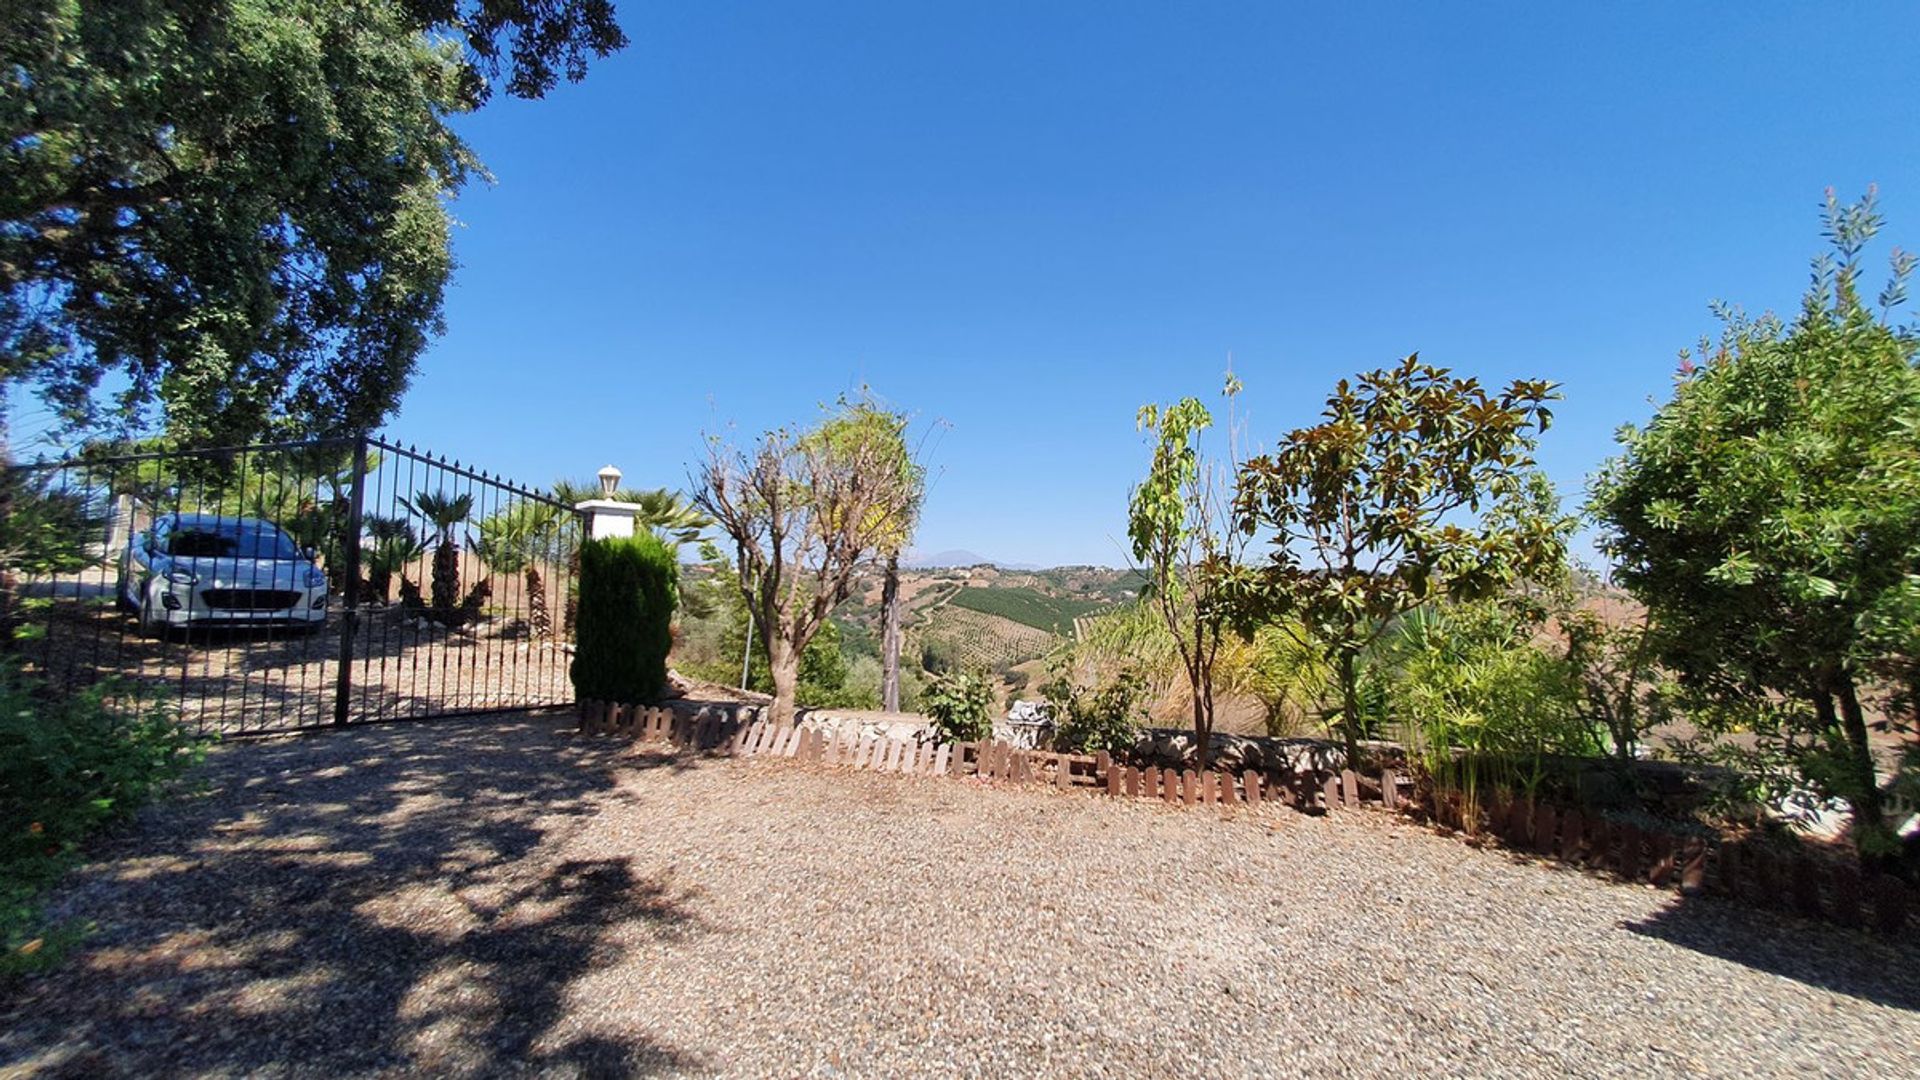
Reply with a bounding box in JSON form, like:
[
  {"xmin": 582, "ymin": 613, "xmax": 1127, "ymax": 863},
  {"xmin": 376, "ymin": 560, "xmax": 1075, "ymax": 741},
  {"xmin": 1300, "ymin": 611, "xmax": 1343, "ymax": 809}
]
[{"xmin": 571, "ymin": 533, "xmax": 678, "ymax": 704}]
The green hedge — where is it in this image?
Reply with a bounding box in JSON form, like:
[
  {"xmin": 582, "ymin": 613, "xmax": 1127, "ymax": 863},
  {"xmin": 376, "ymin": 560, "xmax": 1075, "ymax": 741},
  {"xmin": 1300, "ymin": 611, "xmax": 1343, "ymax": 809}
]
[{"xmin": 571, "ymin": 533, "xmax": 678, "ymax": 704}]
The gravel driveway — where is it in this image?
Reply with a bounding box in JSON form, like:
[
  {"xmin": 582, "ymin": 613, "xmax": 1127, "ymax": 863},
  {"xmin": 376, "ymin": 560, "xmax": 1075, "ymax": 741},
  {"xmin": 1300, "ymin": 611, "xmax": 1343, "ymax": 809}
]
[{"xmin": 2, "ymin": 714, "xmax": 1916, "ymax": 1078}]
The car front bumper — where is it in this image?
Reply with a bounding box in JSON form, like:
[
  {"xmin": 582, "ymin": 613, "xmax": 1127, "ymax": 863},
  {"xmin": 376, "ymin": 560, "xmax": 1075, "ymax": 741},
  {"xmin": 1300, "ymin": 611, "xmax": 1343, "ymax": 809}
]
[{"xmin": 151, "ymin": 584, "xmax": 329, "ymax": 625}]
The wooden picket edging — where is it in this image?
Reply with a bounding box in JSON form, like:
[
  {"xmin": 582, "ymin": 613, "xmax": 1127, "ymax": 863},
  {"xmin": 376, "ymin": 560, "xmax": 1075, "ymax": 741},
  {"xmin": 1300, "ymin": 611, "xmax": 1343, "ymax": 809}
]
[
  {"xmin": 577, "ymin": 700, "xmax": 1913, "ymax": 937},
  {"xmin": 576, "ymin": 700, "xmax": 1289, "ymax": 815}
]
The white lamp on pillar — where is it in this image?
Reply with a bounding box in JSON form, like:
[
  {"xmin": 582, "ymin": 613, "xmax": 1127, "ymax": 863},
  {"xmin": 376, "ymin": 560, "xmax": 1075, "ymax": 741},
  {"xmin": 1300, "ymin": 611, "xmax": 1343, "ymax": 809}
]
[{"xmin": 576, "ymin": 464, "xmax": 638, "ymax": 540}]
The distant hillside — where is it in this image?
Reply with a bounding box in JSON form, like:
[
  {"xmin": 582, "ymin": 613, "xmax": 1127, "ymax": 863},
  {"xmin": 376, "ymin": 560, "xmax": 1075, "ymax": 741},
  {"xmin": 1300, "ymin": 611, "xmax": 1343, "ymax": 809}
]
[
  {"xmin": 835, "ymin": 563, "xmax": 1146, "ymax": 695},
  {"xmin": 949, "ymin": 585, "xmax": 1112, "ymax": 635}
]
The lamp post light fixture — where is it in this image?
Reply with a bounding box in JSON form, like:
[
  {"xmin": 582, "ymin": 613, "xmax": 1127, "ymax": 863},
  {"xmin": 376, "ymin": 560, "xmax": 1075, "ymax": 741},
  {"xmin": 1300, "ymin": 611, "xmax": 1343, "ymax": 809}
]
[{"xmin": 577, "ymin": 464, "xmax": 638, "ymax": 541}]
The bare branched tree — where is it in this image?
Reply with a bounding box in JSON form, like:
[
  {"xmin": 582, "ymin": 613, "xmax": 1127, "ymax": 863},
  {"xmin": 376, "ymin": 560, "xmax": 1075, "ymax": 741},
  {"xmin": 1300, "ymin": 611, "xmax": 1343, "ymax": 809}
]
[{"xmin": 692, "ymin": 397, "xmax": 922, "ymax": 723}]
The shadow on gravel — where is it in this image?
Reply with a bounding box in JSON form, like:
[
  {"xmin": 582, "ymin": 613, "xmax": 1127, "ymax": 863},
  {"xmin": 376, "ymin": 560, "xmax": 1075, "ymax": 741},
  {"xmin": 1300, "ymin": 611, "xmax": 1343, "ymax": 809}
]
[
  {"xmin": 1623, "ymin": 899, "xmax": 1920, "ymax": 1012},
  {"xmin": 0, "ymin": 715, "xmax": 712, "ymax": 1076}
]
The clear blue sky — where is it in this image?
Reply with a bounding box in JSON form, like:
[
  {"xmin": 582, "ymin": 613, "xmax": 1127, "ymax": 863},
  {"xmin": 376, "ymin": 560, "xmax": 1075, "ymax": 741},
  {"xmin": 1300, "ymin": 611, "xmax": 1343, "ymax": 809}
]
[{"xmin": 389, "ymin": 1, "xmax": 1920, "ymax": 567}]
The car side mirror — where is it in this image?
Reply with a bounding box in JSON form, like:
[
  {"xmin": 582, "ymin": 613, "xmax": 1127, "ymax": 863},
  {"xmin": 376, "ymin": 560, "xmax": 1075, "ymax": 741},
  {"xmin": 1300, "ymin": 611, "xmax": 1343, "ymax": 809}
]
[{"xmin": 303, "ymin": 546, "xmax": 318, "ymax": 561}]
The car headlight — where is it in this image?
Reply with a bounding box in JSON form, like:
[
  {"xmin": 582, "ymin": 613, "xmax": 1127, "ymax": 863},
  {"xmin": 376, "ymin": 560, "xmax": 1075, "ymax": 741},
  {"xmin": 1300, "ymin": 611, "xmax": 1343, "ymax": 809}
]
[
  {"xmin": 165, "ymin": 570, "xmax": 197, "ymax": 586},
  {"xmin": 305, "ymin": 569, "xmax": 328, "ymax": 588}
]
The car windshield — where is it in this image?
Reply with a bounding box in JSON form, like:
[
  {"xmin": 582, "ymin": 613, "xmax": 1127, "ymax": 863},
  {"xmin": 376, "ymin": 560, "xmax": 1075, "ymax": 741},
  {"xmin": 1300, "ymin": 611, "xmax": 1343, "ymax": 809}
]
[{"xmin": 163, "ymin": 525, "xmax": 304, "ymax": 561}]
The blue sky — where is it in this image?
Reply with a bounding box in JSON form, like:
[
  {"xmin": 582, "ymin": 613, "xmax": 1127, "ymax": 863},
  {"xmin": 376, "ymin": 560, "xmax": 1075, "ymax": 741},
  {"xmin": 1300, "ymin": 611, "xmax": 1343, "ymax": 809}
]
[{"xmin": 388, "ymin": 1, "xmax": 1920, "ymax": 567}]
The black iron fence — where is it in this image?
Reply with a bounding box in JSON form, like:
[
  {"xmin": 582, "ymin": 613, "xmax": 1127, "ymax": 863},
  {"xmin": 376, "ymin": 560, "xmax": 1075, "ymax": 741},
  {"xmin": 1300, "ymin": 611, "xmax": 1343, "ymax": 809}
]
[{"xmin": 0, "ymin": 435, "xmax": 582, "ymax": 735}]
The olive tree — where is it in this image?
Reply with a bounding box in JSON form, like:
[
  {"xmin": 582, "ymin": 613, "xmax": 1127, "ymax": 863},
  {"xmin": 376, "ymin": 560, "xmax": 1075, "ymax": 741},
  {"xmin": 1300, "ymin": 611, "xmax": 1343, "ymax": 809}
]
[
  {"xmin": 1228, "ymin": 355, "xmax": 1563, "ymax": 765},
  {"xmin": 692, "ymin": 396, "xmax": 922, "ymax": 724},
  {"xmin": 1591, "ymin": 189, "xmax": 1920, "ymax": 863}
]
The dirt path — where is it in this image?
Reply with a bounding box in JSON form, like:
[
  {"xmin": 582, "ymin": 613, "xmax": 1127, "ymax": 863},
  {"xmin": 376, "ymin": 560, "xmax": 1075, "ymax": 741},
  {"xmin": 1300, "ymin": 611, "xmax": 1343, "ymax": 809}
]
[{"xmin": 3, "ymin": 715, "xmax": 1916, "ymax": 1077}]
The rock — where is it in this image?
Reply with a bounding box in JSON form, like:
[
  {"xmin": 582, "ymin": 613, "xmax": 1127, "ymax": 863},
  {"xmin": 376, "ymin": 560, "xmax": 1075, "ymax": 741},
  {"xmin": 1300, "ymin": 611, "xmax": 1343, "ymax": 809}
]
[{"xmin": 1000, "ymin": 700, "xmax": 1054, "ymax": 749}]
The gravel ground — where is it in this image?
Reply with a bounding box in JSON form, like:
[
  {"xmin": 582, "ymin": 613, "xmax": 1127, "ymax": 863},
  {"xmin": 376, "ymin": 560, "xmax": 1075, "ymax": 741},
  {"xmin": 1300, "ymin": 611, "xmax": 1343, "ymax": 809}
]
[
  {"xmin": 23, "ymin": 593, "xmax": 572, "ymax": 735},
  {"xmin": 2, "ymin": 714, "xmax": 1916, "ymax": 1078}
]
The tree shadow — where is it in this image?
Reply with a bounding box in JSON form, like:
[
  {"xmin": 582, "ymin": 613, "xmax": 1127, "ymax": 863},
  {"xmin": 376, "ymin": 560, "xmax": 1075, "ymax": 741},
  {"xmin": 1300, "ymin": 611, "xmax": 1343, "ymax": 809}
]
[
  {"xmin": 0, "ymin": 715, "xmax": 714, "ymax": 1075},
  {"xmin": 1621, "ymin": 896, "xmax": 1920, "ymax": 1012}
]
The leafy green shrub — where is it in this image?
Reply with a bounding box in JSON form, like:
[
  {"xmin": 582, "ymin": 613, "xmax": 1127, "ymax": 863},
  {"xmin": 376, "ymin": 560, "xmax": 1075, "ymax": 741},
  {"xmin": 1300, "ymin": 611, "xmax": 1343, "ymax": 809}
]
[
  {"xmin": 1043, "ymin": 669, "xmax": 1145, "ymax": 755},
  {"xmin": 3, "ymin": 667, "xmax": 206, "ymax": 975},
  {"xmin": 0, "ymin": 472, "xmax": 104, "ymax": 579},
  {"xmin": 1590, "ymin": 190, "xmax": 1920, "ymax": 860},
  {"xmin": 920, "ymin": 637, "xmax": 958, "ymax": 675},
  {"xmin": 687, "ymin": 616, "xmax": 880, "ymax": 709},
  {"xmin": 1377, "ymin": 601, "xmax": 1595, "ymax": 801},
  {"xmin": 571, "ymin": 533, "xmax": 677, "ymax": 704},
  {"xmin": 924, "ymin": 668, "xmax": 996, "ymax": 742}
]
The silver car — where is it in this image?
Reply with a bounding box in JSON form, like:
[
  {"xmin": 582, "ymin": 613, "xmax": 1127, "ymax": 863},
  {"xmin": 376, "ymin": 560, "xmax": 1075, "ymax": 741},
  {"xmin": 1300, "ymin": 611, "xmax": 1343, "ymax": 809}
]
[{"xmin": 118, "ymin": 513, "xmax": 329, "ymax": 634}]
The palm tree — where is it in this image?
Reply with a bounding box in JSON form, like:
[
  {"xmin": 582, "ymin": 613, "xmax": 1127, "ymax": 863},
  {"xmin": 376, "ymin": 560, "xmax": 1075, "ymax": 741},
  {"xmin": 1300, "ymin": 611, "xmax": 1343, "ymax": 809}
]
[
  {"xmin": 362, "ymin": 515, "xmax": 427, "ymax": 602},
  {"xmin": 475, "ymin": 502, "xmax": 564, "ymax": 638},
  {"xmin": 401, "ymin": 490, "xmax": 475, "ymax": 615}
]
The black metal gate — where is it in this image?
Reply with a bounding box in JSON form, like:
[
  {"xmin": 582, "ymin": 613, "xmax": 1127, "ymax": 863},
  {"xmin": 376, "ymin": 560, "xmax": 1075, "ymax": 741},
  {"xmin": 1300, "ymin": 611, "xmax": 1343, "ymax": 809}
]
[{"xmin": 1, "ymin": 435, "xmax": 582, "ymax": 736}]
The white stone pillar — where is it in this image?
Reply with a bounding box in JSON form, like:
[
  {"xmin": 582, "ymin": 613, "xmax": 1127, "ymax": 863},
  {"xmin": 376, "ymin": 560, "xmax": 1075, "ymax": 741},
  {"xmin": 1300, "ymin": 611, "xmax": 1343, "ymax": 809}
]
[{"xmin": 575, "ymin": 464, "xmax": 638, "ymax": 540}]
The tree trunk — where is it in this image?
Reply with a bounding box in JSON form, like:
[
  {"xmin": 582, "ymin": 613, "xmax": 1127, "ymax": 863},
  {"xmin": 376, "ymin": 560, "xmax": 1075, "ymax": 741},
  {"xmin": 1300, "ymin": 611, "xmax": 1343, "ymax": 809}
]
[
  {"xmin": 881, "ymin": 554, "xmax": 903, "ymax": 712},
  {"xmin": 526, "ymin": 565, "xmax": 550, "ymax": 639},
  {"xmin": 1191, "ymin": 672, "xmax": 1212, "ymax": 771},
  {"xmin": 430, "ymin": 539, "xmax": 460, "ymax": 616},
  {"xmin": 562, "ymin": 546, "xmax": 580, "ymax": 641},
  {"xmin": 1338, "ymin": 647, "xmax": 1361, "ymax": 769},
  {"xmin": 767, "ymin": 635, "xmax": 800, "ymax": 726},
  {"xmin": 1836, "ymin": 675, "xmax": 1895, "ymax": 868}
]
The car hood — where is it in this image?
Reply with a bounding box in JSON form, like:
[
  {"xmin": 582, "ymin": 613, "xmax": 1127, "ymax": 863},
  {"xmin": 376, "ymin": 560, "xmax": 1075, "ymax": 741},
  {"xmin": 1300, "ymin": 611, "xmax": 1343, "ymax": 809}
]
[{"xmin": 161, "ymin": 557, "xmax": 316, "ymax": 589}]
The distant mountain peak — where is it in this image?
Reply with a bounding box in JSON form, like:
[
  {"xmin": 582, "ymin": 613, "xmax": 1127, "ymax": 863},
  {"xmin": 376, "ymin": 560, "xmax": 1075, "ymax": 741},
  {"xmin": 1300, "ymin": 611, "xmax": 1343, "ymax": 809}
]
[{"xmin": 904, "ymin": 549, "xmax": 1040, "ymax": 571}]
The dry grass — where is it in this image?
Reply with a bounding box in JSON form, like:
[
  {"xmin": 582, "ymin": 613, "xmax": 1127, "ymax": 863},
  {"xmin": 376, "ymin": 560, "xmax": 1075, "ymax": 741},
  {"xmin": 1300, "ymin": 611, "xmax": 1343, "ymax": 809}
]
[{"xmin": 2, "ymin": 714, "xmax": 1917, "ymax": 1077}]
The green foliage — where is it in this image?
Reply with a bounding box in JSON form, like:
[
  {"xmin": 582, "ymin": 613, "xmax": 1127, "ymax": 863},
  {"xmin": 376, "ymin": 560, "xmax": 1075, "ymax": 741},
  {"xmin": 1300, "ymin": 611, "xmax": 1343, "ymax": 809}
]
[
  {"xmin": 913, "ymin": 606, "xmax": 1057, "ymax": 673},
  {"xmin": 796, "ymin": 619, "xmax": 851, "ymax": 699},
  {"xmin": 1590, "ymin": 189, "xmax": 1920, "ymax": 858},
  {"xmin": 1562, "ymin": 608, "xmax": 1671, "ymax": 762},
  {"xmin": 1228, "ymin": 355, "xmax": 1562, "ymax": 763},
  {"xmin": 1042, "ymin": 669, "xmax": 1145, "ymax": 755},
  {"xmin": 361, "ymin": 515, "xmax": 426, "ymax": 602},
  {"xmin": 924, "ymin": 668, "xmax": 996, "ymax": 743},
  {"xmin": 1128, "ymin": 396, "xmax": 1214, "ymax": 575},
  {"xmin": 473, "ymin": 502, "xmax": 565, "ymax": 575},
  {"xmin": 1375, "ymin": 601, "xmax": 1596, "ymax": 801},
  {"xmin": 920, "ymin": 636, "xmax": 959, "ymax": 675},
  {"xmin": 948, "ymin": 586, "xmax": 1110, "ymax": 634},
  {"xmin": 2, "ymin": 665, "xmax": 207, "ymax": 975},
  {"xmin": 806, "ymin": 395, "xmax": 927, "ymax": 556},
  {"xmin": 0, "ymin": 471, "xmax": 103, "ymax": 578},
  {"xmin": 403, "ymin": 490, "xmax": 475, "ymax": 544},
  {"xmin": 1128, "ymin": 380, "xmax": 1243, "ymax": 767},
  {"xmin": 1216, "ymin": 622, "xmax": 1335, "ymax": 738},
  {"xmin": 2, "ymin": 1, "xmax": 624, "ymax": 442},
  {"xmin": 403, "ymin": 489, "xmax": 474, "ymax": 615},
  {"xmin": 681, "ymin": 600, "xmax": 880, "ymax": 710},
  {"xmin": 571, "ymin": 534, "xmax": 677, "ymax": 705}
]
